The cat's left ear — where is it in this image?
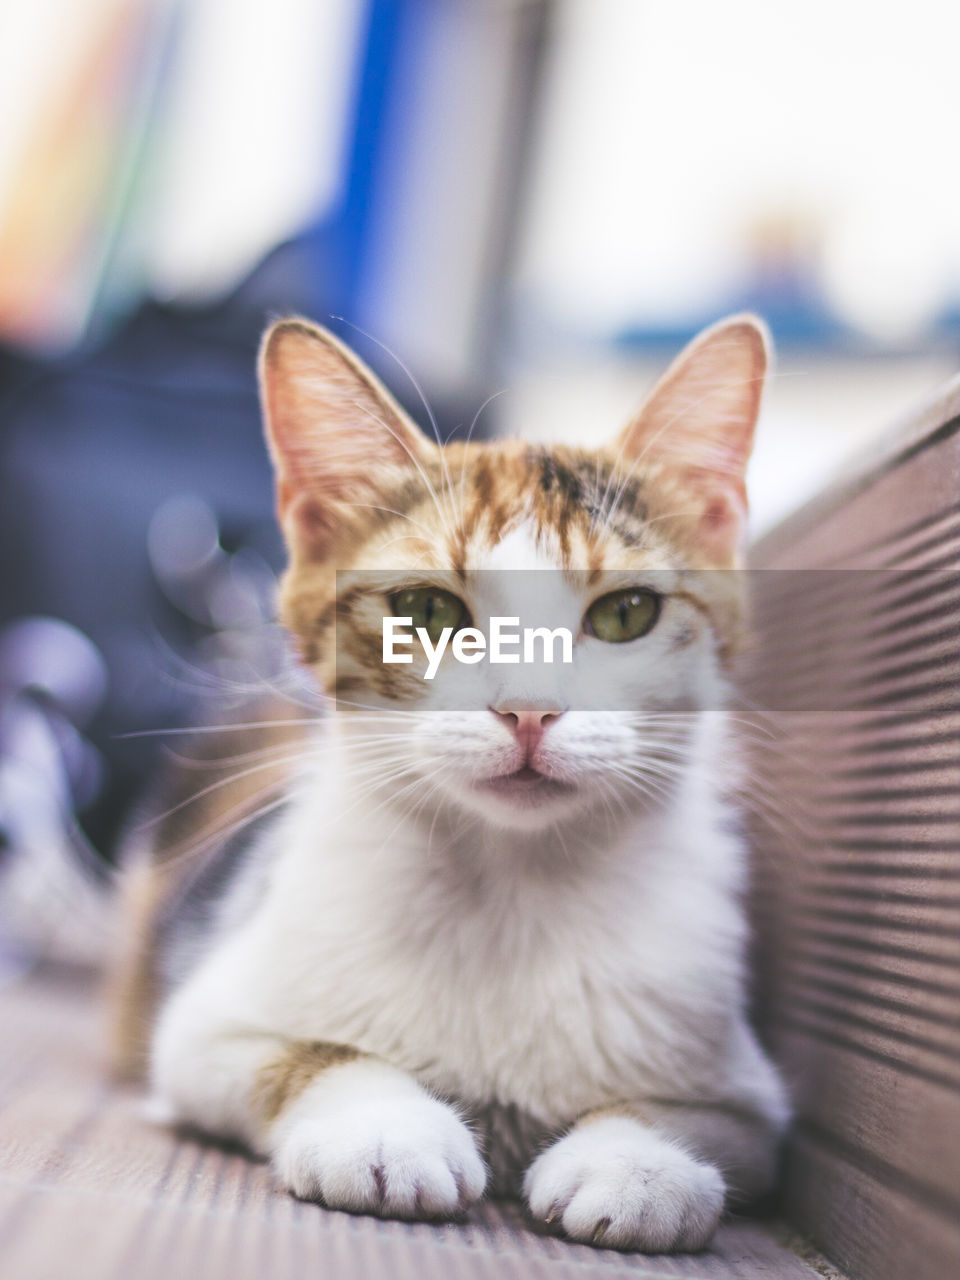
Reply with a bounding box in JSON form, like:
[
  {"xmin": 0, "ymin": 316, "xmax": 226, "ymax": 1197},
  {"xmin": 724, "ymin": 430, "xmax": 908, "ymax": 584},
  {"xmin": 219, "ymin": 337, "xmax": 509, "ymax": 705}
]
[{"xmin": 613, "ymin": 314, "xmax": 770, "ymax": 565}]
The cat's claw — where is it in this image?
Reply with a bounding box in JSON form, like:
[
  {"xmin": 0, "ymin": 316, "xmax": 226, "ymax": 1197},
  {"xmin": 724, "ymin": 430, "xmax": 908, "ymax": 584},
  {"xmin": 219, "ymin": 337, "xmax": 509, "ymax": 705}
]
[
  {"xmin": 273, "ymin": 1089, "xmax": 486, "ymax": 1220},
  {"xmin": 524, "ymin": 1116, "xmax": 724, "ymax": 1253}
]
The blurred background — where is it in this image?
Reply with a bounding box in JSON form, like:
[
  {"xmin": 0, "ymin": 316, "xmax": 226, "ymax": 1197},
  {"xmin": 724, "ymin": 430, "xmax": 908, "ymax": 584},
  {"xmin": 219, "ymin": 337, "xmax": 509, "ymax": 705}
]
[{"xmin": 1, "ymin": 0, "xmax": 958, "ymax": 908}]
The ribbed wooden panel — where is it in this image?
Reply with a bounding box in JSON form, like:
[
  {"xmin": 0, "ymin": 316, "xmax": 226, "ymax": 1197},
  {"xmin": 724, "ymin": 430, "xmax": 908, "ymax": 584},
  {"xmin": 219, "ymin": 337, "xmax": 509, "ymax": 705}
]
[{"xmin": 746, "ymin": 395, "xmax": 960, "ymax": 1280}]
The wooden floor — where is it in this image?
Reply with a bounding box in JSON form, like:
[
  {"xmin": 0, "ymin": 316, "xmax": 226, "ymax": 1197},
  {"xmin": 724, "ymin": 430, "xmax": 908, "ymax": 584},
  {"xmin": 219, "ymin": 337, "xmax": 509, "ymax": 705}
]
[{"xmin": 0, "ymin": 968, "xmax": 827, "ymax": 1280}]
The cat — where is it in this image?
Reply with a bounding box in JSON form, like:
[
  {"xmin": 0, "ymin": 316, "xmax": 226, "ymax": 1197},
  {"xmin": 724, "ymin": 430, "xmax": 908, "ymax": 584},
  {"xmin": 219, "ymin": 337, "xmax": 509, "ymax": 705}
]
[{"xmin": 111, "ymin": 313, "xmax": 789, "ymax": 1254}]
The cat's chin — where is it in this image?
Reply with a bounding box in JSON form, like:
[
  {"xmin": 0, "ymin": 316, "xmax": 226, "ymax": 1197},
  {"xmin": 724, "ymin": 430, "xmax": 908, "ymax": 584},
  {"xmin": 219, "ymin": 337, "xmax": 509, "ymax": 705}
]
[
  {"xmin": 479, "ymin": 765, "xmax": 574, "ymax": 799},
  {"xmin": 446, "ymin": 767, "xmax": 586, "ymax": 832}
]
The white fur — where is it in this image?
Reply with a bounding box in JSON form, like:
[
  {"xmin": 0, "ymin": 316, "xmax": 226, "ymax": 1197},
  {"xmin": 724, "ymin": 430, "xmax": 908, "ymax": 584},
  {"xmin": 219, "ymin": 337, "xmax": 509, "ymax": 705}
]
[
  {"xmin": 150, "ymin": 524, "xmax": 789, "ymax": 1245},
  {"xmin": 524, "ymin": 1115, "xmax": 724, "ymax": 1250},
  {"xmin": 272, "ymin": 1060, "xmax": 485, "ymax": 1216}
]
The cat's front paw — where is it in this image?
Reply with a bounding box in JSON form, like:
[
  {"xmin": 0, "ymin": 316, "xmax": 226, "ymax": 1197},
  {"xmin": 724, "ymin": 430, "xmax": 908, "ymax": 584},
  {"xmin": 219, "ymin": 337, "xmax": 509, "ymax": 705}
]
[
  {"xmin": 272, "ymin": 1065, "xmax": 486, "ymax": 1220},
  {"xmin": 524, "ymin": 1116, "xmax": 724, "ymax": 1252}
]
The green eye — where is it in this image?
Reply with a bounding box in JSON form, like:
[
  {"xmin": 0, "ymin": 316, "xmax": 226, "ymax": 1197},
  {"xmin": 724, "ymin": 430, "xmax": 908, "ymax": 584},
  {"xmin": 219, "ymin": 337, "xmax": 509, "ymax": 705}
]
[
  {"xmin": 585, "ymin": 589, "xmax": 660, "ymax": 643},
  {"xmin": 390, "ymin": 587, "xmax": 466, "ymax": 644}
]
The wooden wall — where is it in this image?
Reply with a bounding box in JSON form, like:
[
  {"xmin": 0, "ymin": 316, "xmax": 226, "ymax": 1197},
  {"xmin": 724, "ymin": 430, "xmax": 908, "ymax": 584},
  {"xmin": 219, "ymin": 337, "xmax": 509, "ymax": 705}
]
[{"xmin": 745, "ymin": 382, "xmax": 960, "ymax": 1280}]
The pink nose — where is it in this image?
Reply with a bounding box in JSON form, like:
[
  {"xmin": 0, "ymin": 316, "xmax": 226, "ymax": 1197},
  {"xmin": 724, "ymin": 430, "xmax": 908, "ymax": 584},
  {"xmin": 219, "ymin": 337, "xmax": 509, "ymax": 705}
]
[{"xmin": 490, "ymin": 705, "xmax": 564, "ymax": 759}]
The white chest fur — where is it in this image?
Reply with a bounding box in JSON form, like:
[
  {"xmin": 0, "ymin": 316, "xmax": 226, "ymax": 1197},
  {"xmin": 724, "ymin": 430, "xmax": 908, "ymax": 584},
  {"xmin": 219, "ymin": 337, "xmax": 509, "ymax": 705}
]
[{"xmin": 187, "ymin": 757, "xmax": 750, "ymax": 1133}]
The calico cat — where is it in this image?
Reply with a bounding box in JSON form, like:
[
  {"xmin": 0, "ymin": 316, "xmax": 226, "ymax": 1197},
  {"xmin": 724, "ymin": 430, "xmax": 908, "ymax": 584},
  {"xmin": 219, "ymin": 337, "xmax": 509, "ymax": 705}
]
[{"xmin": 112, "ymin": 314, "xmax": 789, "ymax": 1253}]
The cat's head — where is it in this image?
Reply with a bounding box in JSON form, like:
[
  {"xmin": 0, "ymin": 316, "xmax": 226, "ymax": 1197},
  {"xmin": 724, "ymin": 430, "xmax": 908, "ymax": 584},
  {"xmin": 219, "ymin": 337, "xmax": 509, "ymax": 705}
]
[{"xmin": 259, "ymin": 316, "xmax": 768, "ymax": 833}]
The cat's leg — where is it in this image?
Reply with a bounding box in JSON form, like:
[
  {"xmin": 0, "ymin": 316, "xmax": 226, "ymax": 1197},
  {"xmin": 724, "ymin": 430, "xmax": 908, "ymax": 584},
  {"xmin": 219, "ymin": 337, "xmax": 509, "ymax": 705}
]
[
  {"xmin": 151, "ymin": 999, "xmax": 486, "ymax": 1219},
  {"xmin": 523, "ymin": 1100, "xmax": 779, "ymax": 1252}
]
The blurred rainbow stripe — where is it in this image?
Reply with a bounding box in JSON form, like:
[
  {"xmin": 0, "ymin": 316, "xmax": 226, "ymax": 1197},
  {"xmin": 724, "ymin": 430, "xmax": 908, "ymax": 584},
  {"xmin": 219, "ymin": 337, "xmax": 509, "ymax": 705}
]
[{"xmin": 0, "ymin": 0, "xmax": 174, "ymax": 350}]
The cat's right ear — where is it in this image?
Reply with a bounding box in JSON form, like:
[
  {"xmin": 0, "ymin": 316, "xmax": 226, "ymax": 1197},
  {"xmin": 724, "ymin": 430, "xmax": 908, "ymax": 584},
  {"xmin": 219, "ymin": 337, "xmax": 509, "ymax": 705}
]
[{"xmin": 258, "ymin": 318, "xmax": 434, "ymax": 557}]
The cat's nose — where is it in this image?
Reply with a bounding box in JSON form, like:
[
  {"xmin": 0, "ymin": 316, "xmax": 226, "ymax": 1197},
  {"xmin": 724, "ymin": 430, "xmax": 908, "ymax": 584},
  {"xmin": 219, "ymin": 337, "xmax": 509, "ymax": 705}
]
[{"xmin": 490, "ymin": 704, "xmax": 564, "ymax": 758}]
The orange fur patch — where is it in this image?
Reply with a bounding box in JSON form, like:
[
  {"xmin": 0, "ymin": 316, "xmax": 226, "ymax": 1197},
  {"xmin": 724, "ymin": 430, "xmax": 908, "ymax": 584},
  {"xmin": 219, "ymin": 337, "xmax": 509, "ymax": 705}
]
[{"xmin": 252, "ymin": 1041, "xmax": 364, "ymax": 1125}]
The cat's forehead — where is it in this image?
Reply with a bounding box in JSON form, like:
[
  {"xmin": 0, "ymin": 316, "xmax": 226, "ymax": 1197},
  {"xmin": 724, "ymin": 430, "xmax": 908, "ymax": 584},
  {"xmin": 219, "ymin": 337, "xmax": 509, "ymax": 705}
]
[
  {"xmin": 470, "ymin": 522, "xmax": 578, "ymax": 620},
  {"xmin": 473, "ymin": 516, "xmax": 670, "ymax": 578},
  {"xmin": 480, "ymin": 522, "xmax": 556, "ymax": 571},
  {"xmin": 358, "ymin": 441, "xmax": 675, "ymax": 574},
  {"xmin": 461, "ymin": 442, "xmax": 650, "ymax": 535}
]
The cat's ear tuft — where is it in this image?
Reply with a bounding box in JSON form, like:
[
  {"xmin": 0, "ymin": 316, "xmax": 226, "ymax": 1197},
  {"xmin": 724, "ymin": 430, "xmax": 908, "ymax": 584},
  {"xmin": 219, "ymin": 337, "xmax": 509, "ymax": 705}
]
[
  {"xmin": 258, "ymin": 318, "xmax": 434, "ymax": 557},
  {"xmin": 613, "ymin": 314, "xmax": 770, "ymax": 565}
]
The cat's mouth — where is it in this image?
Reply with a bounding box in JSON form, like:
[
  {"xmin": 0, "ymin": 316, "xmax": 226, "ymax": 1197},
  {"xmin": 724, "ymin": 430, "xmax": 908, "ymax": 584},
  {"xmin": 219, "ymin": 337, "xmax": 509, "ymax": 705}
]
[{"xmin": 477, "ymin": 765, "xmax": 575, "ymax": 802}]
